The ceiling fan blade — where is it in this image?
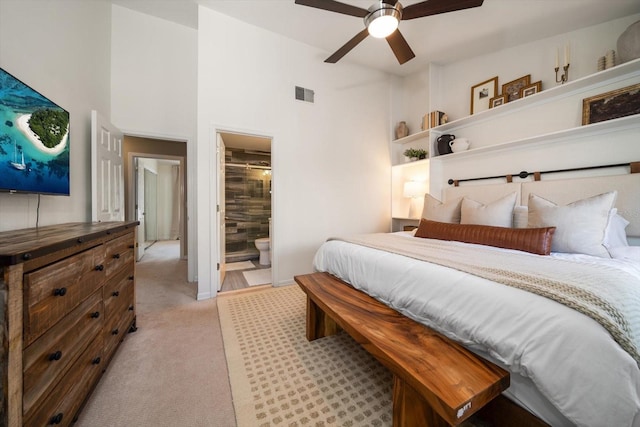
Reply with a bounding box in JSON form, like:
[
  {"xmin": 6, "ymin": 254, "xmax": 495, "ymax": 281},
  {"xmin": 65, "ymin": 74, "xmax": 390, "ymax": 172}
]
[
  {"xmin": 402, "ymin": 0, "xmax": 484, "ymax": 20},
  {"xmin": 386, "ymin": 29, "xmax": 415, "ymax": 64},
  {"xmin": 294, "ymin": 0, "xmax": 368, "ymax": 18},
  {"xmin": 325, "ymin": 28, "xmax": 369, "ymax": 63}
]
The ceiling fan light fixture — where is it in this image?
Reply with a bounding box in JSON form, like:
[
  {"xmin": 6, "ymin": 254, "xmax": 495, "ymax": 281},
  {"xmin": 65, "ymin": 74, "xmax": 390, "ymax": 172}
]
[{"xmin": 365, "ymin": 2, "xmax": 402, "ymax": 39}]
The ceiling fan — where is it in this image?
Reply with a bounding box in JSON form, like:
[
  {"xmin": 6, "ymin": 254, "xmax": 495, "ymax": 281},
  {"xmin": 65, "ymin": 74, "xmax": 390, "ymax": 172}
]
[{"xmin": 294, "ymin": 0, "xmax": 484, "ymax": 64}]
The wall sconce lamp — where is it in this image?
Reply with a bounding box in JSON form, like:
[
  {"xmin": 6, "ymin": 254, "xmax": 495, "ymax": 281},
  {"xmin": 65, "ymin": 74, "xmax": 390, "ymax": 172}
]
[
  {"xmin": 403, "ymin": 180, "xmax": 428, "ymax": 219},
  {"xmin": 555, "ymin": 44, "xmax": 571, "ymax": 84}
]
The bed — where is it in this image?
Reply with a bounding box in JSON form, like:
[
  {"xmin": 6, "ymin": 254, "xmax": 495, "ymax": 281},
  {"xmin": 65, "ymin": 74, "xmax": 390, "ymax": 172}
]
[{"xmin": 311, "ymin": 170, "xmax": 640, "ymax": 427}]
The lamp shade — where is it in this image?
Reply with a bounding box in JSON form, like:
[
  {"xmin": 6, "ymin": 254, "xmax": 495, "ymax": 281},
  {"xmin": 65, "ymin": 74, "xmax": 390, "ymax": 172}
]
[{"xmin": 403, "ymin": 181, "xmax": 427, "ymax": 198}]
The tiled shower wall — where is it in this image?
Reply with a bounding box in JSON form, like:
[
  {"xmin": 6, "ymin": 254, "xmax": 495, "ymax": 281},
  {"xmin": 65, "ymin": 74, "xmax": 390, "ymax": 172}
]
[{"xmin": 225, "ymin": 148, "xmax": 271, "ymax": 262}]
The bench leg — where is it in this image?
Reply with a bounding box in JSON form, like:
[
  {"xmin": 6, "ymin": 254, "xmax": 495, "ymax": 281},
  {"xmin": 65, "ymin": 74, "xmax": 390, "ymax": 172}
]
[
  {"xmin": 306, "ymin": 296, "xmax": 340, "ymax": 341},
  {"xmin": 393, "ymin": 376, "xmax": 450, "ymax": 427}
]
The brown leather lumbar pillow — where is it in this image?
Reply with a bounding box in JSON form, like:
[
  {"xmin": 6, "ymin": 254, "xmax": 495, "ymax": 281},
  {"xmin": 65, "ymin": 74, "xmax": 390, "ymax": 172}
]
[{"xmin": 415, "ymin": 218, "xmax": 556, "ymax": 255}]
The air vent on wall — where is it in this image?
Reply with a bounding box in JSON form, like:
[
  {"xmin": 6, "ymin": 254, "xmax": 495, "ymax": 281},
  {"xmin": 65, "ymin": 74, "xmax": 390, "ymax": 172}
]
[{"xmin": 295, "ymin": 86, "xmax": 314, "ymax": 103}]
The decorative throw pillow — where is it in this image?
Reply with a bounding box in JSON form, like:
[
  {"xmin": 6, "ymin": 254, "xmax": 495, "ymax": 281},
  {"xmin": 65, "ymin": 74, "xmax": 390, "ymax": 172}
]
[
  {"xmin": 527, "ymin": 191, "xmax": 617, "ymax": 257},
  {"xmin": 415, "ymin": 218, "xmax": 556, "ymax": 255},
  {"xmin": 422, "ymin": 194, "xmax": 462, "ymax": 223},
  {"xmin": 460, "ymin": 192, "xmax": 517, "ymax": 227}
]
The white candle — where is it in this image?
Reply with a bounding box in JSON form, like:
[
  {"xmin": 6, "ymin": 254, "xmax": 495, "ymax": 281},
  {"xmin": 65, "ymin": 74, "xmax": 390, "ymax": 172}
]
[
  {"xmin": 564, "ymin": 44, "xmax": 570, "ymax": 66},
  {"xmin": 555, "ymin": 48, "xmax": 559, "ymax": 68}
]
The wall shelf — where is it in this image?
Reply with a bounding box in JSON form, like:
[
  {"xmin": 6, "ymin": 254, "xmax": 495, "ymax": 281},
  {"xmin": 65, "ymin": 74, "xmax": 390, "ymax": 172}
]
[
  {"xmin": 431, "ymin": 57, "xmax": 640, "ymax": 135},
  {"xmin": 393, "ymin": 129, "xmax": 429, "ymax": 144},
  {"xmin": 431, "ymin": 114, "xmax": 640, "ymax": 161}
]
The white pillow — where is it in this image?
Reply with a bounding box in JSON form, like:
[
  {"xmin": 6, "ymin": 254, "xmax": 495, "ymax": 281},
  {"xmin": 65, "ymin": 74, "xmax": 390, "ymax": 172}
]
[
  {"xmin": 528, "ymin": 191, "xmax": 617, "ymax": 257},
  {"xmin": 461, "ymin": 192, "xmax": 517, "ymax": 227},
  {"xmin": 422, "ymin": 194, "xmax": 462, "ymax": 223},
  {"xmin": 513, "ymin": 205, "xmax": 528, "ymax": 229},
  {"xmin": 603, "ymin": 208, "xmax": 630, "ymax": 250}
]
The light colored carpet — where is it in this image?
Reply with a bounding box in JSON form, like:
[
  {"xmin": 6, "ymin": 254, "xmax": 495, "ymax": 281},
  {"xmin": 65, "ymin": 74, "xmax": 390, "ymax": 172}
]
[
  {"xmin": 74, "ymin": 240, "xmax": 236, "ymax": 427},
  {"xmin": 226, "ymin": 261, "xmax": 255, "ymax": 271},
  {"xmin": 242, "ymin": 268, "xmax": 272, "ymax": 286},
  {"xmin": 218, "ymin": 285, "xmax": 394, "ymax": 427}
]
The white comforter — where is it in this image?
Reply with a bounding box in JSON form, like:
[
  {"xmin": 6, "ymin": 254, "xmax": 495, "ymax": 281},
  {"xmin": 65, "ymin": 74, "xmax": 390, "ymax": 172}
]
[{"xmin": 312, "ymin": 234, "xmax": 640, "ymax": 427}]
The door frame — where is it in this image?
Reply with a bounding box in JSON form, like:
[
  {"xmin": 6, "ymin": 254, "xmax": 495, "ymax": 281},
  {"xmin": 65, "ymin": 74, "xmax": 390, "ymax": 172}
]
[
  {"xmin": 127, "ymin": 152, "xmax": 186, "ymax": 258},
  {"xmin": 211, "ymin": 126, "xmax": 274, "ymax": 295}
]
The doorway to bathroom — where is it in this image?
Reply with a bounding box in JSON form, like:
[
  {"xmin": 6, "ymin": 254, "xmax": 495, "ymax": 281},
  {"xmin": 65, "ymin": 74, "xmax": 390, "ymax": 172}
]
[{"xmin": 218, "ymin": 132, "xmax": 272, "ymax": 292}]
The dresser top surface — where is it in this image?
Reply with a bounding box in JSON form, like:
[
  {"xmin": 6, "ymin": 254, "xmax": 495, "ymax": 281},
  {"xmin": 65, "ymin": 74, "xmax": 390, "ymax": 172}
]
[{"xmin": 0, "ymin": 221, "xmax": 138, "ymax": 266}]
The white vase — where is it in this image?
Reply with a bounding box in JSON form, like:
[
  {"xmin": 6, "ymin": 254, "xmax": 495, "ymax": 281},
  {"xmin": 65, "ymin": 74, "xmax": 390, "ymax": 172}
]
[{"xmin": 618, "ymin": 20, "xmax": 640, "ymax": 64}]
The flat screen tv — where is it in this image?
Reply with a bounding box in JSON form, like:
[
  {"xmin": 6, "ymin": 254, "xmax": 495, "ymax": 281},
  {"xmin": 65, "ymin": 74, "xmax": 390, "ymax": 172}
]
[{"xmin": 0, "ymin": 67, "xmax": 70, "ymax": 195}]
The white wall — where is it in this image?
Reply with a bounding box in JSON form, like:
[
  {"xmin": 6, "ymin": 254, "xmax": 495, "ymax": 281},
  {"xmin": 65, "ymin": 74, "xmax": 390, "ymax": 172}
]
[
  {"xmin": 110, "ymin": 5, "xmax": 197, "ymax": 140},
  {"xmin": 433, "ymin": 15, "xmax": 640, "ymax": 121},
  {"xmin": 0, "ymin": 0, "xmax": 111, "ymax": 231},
  {"xmin": 197, "ymin": 7, "xmax": 392, "ymax": 298}
]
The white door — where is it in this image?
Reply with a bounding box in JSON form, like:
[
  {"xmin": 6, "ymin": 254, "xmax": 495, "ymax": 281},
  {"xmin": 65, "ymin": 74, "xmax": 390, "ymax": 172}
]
[
  {"xmin": 217, "ymin": 133, "xmax": 226, "ymax": 290},
  {"xmin": 144, "ymin": 168, "xmax": 158, "ymax": 241},
  {"xmin": 91, "ymin": 110, "xmax": 124, "ymax": 222},
  {"xmin": 135, "ymin": 158, "xmax": 146, "ymax": 261}
]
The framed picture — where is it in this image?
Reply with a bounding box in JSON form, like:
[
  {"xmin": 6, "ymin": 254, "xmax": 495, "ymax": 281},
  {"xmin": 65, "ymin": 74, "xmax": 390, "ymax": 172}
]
[
  {"xmin": 470, "ymin": 76, "xmax": 498, "ymax": 115},
  {"xmin": 502, "ymin": 75, "xmax": 531, "ymax": 102},
  {"xmin": 582, "ymin": 83, "xmax": 640, "ymax": 125},
  {"xmin": 489, "ymin": 94, "xmax": 507, "ymax": 108},
  {"xmin": 519, "ymin": 81, "xmax": 542, "ymax": 98}
]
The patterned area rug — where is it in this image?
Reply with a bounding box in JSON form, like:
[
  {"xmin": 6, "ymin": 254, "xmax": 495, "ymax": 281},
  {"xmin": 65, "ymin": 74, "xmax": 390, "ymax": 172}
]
[{"xmin": 218, "ymin": 285, "xmax": 393, "ymax": 426}]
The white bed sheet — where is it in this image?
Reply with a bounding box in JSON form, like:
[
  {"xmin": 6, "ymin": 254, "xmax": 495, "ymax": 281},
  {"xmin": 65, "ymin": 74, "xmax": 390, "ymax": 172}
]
[{"xmin": 313, "ymin": 235, "xmax": 640, "ymax": 427}]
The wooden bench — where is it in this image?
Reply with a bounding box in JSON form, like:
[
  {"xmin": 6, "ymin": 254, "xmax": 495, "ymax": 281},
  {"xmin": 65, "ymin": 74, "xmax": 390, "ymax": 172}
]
[{"xmin": 294, "ymin": 272, "xmax": 512, "ymax": 427}]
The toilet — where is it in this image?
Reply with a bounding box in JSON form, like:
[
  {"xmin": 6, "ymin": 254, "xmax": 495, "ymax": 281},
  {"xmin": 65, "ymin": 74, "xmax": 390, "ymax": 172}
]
[
  {"xmin": 255, "ymin": 218, "xmax": 271, "ymax": 266},
  {"xmin": 255, "ymin": 238, "xmax": 270, "ymax": 265}
]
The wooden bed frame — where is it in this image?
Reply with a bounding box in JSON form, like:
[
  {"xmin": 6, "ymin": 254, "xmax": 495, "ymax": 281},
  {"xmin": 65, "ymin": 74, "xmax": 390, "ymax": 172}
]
[{"xmin": 295, "ymin": 272, "xmax": 549, "ymax": 427}]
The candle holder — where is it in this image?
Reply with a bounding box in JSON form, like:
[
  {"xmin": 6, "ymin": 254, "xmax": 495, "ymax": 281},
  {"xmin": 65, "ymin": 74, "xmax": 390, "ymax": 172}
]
[{"xmin": 555, "ymin": 63, "xmax": 570, "ymax": 84}]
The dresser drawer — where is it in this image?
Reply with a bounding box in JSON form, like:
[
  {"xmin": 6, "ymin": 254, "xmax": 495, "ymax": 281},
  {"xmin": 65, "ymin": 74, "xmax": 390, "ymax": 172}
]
[
  {"xmin": 103, "ymin": 284, "xmax": 135, "ymax": 363},
  {"xmin": 104, "ymin": 265, "xmax": 134, "ymax": 320},
  {"xmin": 24, "ymin": 246, "xmax": 107, "ymax": 345},
  {"xmin": 24, "ymin": 334, "xmax": 104, "ymax": 427},
  {"xmin": 23, "ymin": 290, "xmax": 104, "ymax": 419},
  {"xmin": 104, "ymin": 233, "xmax": 135, "ymax": 278}
]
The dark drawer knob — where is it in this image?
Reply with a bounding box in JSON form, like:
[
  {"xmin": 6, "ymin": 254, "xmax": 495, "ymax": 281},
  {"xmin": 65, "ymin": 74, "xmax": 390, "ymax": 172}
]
[
  {"xmin": 90, "ymin": 311, "xmax": 100, "ymax": 319},
  {"xmin": 95, "ymin": 264, "xmax": 104, "ymax": 271},
  {"xmin": 128, "ymin": 276, "xmax": 134, "ymax": 281},
  {"xmin": 112, "ymin": 328, "xmax": 119, "ymax": 335},
  {"xmin": 112, "ymin": 291, "xmax": 120, "ymax": 297},
  {"xmin": 113, "ymin": 253, "xmax": 121, "ymax": 259},
  {"xmin": 22, "ymin": 253, "xmax": 32, "ymax": 260},
  {"xmin": 128, "ymin": 244, "xmax": 135, "ymax": 249},
  {"xmin": 49, "ymin": 413, "xmax": 64, "ymax": 425},
  {"xmin": 53, "ymin": 288, "xmax": 67, "ymax": 297},
  {"xmin": 128, "ymin": 305, "xmax": 134, "ymax": 311},
  {"xmin": 77, "ymin": 237, "xmax": 84, "ymax": 243},
  {"xmin": 92, "ymin": 357, "xmax": 101, "ymax": 365},
  {"xmin": 48, "ymin": 351, "xmax": 62, "ymax": 362}
]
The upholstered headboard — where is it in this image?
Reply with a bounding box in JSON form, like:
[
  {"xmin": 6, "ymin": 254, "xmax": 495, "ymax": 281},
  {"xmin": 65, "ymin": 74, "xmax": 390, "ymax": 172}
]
[{"xmin": 442, "ymin": 173, "xmax": 640, "ymax": 238}]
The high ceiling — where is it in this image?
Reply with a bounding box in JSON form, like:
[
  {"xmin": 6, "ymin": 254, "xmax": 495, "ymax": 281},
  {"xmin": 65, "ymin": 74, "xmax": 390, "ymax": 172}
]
[{"xmin": 111, "ymin": 0, "xmax": 640, "ymax": 76}]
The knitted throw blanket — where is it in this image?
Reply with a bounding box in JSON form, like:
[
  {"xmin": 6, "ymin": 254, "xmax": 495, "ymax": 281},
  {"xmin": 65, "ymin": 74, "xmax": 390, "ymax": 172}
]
[{"xmin": 330, "ymin": 233, "xmax": 640, "ymax": 365}]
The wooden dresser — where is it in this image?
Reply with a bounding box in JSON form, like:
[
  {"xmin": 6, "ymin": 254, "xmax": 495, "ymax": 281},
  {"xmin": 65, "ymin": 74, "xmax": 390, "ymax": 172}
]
[{"xmin": 0, "ymin": 221, "xmax": 138, "ymax": 426}]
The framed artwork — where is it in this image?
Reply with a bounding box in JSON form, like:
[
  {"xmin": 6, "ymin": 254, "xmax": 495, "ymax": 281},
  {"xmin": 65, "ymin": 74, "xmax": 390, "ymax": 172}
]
[
  {"xmin": 519, "ymin": 81, "xmax": 542, "ymax": 98},
  {"xmin": 470, "ymin": 76, "xmax": 498, "ymax": 115},
  {"xmin": 582, "ymin": 82, "xmax": 640, "ymax": 125},
  {"xmin": 502, "ymin": 75, "xmax": 531, "ymax": 102},
  {"xmin": 489, "ymin": 94, "xmax": 507, "ymax": 108}
]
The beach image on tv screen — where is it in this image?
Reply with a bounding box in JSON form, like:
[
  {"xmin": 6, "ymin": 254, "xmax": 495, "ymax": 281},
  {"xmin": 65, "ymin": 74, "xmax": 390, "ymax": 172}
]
[{"xmin": 0, "ymin": 68, "xmax": 70, "ymax": 195}]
